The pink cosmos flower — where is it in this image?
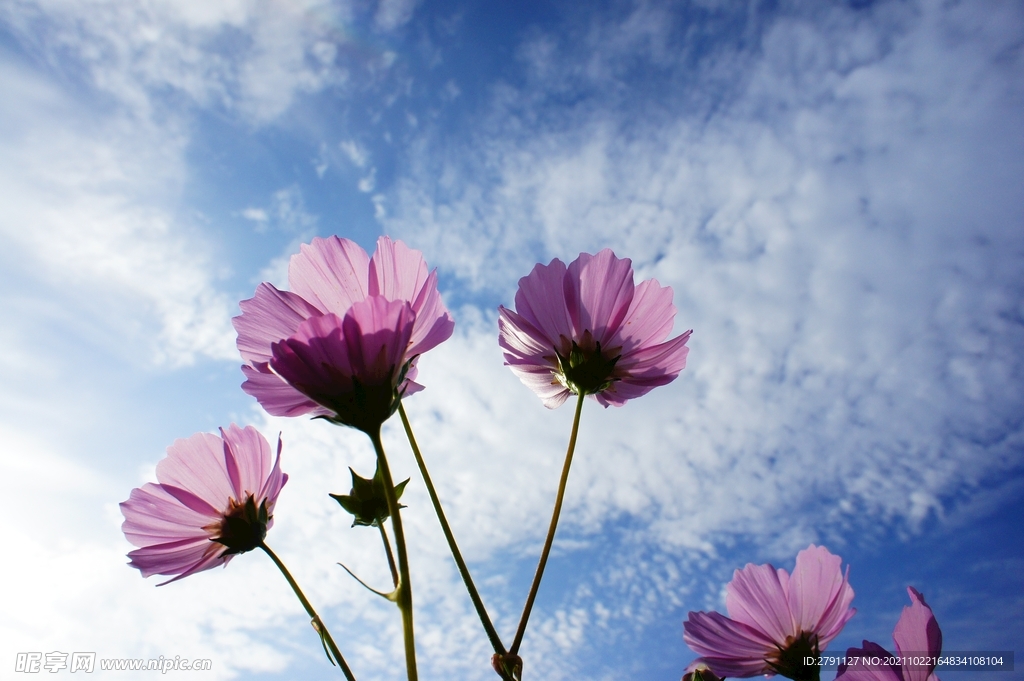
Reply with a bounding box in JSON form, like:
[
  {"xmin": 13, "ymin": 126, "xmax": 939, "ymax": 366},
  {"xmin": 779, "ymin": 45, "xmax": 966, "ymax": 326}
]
[
  {"xmin": 498, "ymin": 249, "xmax": 691, "ymax": 408},
  {"xmin": 120, "ymin": 425, "xmax": 287, "ymax": 585},
  {"xmin": 684, "ymin": 545, "xmax": 856, "ymax": 680},
  {"xmin": 836, "ymin": 588, "xmax": 942, "ymax": 681},
  {"xmin": 233, "ymin": 236, "xmax": 454, "ymax": 431}
]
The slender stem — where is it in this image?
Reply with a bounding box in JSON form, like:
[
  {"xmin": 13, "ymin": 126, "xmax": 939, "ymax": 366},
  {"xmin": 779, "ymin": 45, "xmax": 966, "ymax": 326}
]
[
  {"xmin": 398, "ymin": 403, "xmax": 507, "ymax": 656},
  {"xmin": 378, "ymin": 522, "xmax": 399, "ymax": 588},
  {"xmin": 260, "ymin": 543, "xmax": 357, "ymax": 681},
  {"xmin": 510, "ymin": 392, "xmax": 585, "ymax": 656},
  {"xmin": 369, "ymin": 428, "xmax": 418, "ymax": 681}
]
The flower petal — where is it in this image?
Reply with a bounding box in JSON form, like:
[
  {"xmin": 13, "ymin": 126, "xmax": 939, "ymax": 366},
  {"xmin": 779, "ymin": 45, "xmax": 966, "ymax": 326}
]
[
  {"xmin": 683, "ymin": 610, "xmax": 776, "ymax": 677},
  {"xmin": 258, "ymin": 434, "xmax": 288, "ymax": 509},
  {"xmin": 234, "ymin": 282, "xmax": 322, "ymax": 364},
  {"xmin": 607, "ymin": 278, "xmax": 678, "ymax": 353},
  {"xmin": 563, "ymin": 249, "xmax": 635, "ymax": 347},
  {"xmin": 270, "ymin": 299, "xmax": 415, "ymax": 425},
  {"xmin": 240, "ymin": 363, "xmax": 331, "ymax": 418},
  {"xmin": 369, "ymin": 237, "xmax": 455, "ymax": 355},
  {"xmin": 893, "ymin": 588, "xmax": 942, "ymax": 681},
  {"xmin": 512, "ymin": 258, "xmax": 574, "ymax": 353},
  {"xmin": 340, "ymin": 296, "xmax": 416, "ymax": 386},
  {"xmin": 154, "ymin": 432, "xmax": 235, "ymax": 513},
  {"xmin": 836, "ymin": 641, "xmax": 903, "ymax": 681},
  {"xmin": 220, "ymin": 424, "xmax": 273, "ymax": 501},
  {"xmin": 120, "ymin": 484, "xmax": 216, "ymax": 544},
  {"xmin": 725, "ymin": 561, "xmax": 795, "ymax": 644},
  {"xmin": 127, "ymin": 537, "xmax": 225, "ymax": 580},
  {"xmin": 288, "ymin": 236, "xmax": 370, "ymax": 317},
  {"xmin": 788, "ymin": 545, "xmax": 856, "ymax": 647}
]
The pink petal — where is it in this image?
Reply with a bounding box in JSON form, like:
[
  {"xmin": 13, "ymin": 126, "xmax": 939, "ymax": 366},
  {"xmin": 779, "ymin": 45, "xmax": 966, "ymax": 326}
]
[
  {"xmin": 155, "ymin": 433, "xmax": 235, "ymax": 513},
  {"xmin": 498, "ymin": 306, "xmax": 556, "ymax": 361},
  {"xmin": 240, "ymin": 362, "xmax": 332, "ymax": 418},
  {"xmin": 607, "ymin": 278, "xmax": 678, "ymax": 353},
  {"xmin": 127, "ymin": 537, "xmax": 225, "ymax": 579},
  {"xmin": 234, "ymin": 283, "xmax": 322, "ymax": 364},
  {"xmin": 120, "ymin": 484, "xmax": 216, "ymax": 544},
  {"xmin": 726, "ymin": 561, "xmax": 796, "ymax": 644},
  {"xmin": 406, "ymin": 272, "xmax": 456, "ymax": 357},
  {"xmin": 512, "ymin": 258, "xmax": 574, "ymax": 353},
  {"xmin": 288, "ymin": 236, "xmax": 370, "ymax": 317},
  {"xmin": 258, "ymin": 434, "xmax": 288, "ymax": 505},
  {"xmin": 340, "ymin": 296, "xmax": 416, "ymax": 385},
  {"xmin": 368, "ymin": 237, "xmax": 455, "ymax": 357},
  {"xmin": 160, "ymin": 485, "xmax": 221, "ymax": 517},
  {"xmin": 155, "ymin": 547, "xmax": 233, "ymax": 586},
  {"xmin": 615, "ymin": 330, "xmax": 691, "ymax": 378},
  {"xmin": 893, "ymin": 588, "xmax": 942, "ymax": 681},
  {"xmin": 270, "ymin": 313, "xmax": 357, "ymax": 400},
  {"xmin": 683, "ymin": 610, "xmax": 776, "ymax": 677},
  {"xmin": 220, "ymin": 424, "xmax": 273, "ymax": 501},
  {"xmin": 563, "ymin": 250, "xmax": 635, "ymax": 348},
  {"xmin": 836, "ymin": 641, "xmax": 903, "ymax": 681},
  {"xmin": 498, "ymin": 307, "xmax": 572, "ymax": 408},
  {"xmin": 269, "ymin": 299, "xmax": 415, "ymax": 419},
  {"xmin": 368, "ymin": 236, "xmax": 430, "ymax": 303},
  {"xmin": 788, "ymin": 545, "xmax": 855, "ymax": 646}
]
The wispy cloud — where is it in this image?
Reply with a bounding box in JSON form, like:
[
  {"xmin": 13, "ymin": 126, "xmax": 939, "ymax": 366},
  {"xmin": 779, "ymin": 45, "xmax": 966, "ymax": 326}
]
[
  {"xmin": 382, "ymin": 0, "xmax": 1024, "ymax": 541},
  {"xmin": 0, "ymin": 59, "xmax": 237, "ymax": 367}
]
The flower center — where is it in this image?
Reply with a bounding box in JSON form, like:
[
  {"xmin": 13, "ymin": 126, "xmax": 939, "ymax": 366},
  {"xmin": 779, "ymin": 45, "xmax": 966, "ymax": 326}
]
[
  {"xmin": 554, "ymin": 331, "xmax": 621, "ymax": 396},
  {"xmin": 766, "ymin": 631, "xmax": 821, "ymax": 681},
  {"xmin": 210, "ymin": 494, "xmax": 269, "ymax": 556}
]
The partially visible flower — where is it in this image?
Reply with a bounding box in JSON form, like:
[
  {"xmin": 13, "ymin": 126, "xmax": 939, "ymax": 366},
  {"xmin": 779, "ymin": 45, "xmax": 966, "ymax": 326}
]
[
  {"xmin": 498, "ymin": 249, "xmax": 691, "ymax": 408},
  {"xmin": 683, "ymin": 660, "xmax": 724, "ymax": 681},
  {"xmin": 120, "ymin": 425, "xmax": 287, "ymax": 585},
  {"xmin": 234, "ymin": 236, "xmax": 454, "ymax": 427},
  {"xmin": 836, "ymin": 588, "xmax": 942, "ymax": 681},
  {"xmin": 684, "ymin": 545, "xmax": 856, "ymax": 680}
]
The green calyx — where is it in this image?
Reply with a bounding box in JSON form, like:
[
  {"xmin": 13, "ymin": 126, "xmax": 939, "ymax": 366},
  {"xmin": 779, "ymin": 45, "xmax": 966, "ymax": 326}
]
[
  {"xmin": 331, "ymin": 463, "xmax": 410, "ymax": 528},
  {"xmin": 554, "ymin": 339, "xmax": 621, "ymax": 396},
  {"xmin": 212, "ymin": 495, "xmax": 269, "ymax": 555}
]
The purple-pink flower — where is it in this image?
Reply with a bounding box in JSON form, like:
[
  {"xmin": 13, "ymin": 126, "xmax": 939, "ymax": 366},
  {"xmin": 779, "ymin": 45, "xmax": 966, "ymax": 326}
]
[
  {"xmin": 120, "ymin": 425, "xmax": 287, "ymax": 585},
  {"xmin": 684, "ymin": 545, "xmax": 856, "ymax": 680},
  {"xmin": 498, "ymin": 249, "xmax": 691, "ymax": 408},
  {"xmin": 836, "ymin": 588, "xmax": 942, "ymax": 681},
  {"xmin": 233, "ymin": 236, "xmax": 454, "ymax": 431}
]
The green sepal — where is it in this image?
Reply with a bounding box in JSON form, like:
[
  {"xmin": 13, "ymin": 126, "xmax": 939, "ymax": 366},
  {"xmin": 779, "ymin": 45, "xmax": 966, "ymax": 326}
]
[
  {"xmin": 330, "ymin": 463, "xmax": 409, "ymax": 528},
  {"xmin": 554, "ymin": 338, "xmax": 621, "ymax": 396},
  {"xmin": 211, "ymin": 495, "xmax": 269, "ymax": 555}
]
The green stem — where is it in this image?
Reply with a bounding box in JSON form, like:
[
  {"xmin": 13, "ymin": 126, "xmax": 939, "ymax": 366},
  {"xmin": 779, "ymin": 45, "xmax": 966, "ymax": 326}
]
[
  {"xmin": 509, "ymin": 392, "xmax": 585, "ymax": 656},
  {"xmin": 398, "ymin": 403, "xmax": 507, "ymax": 657},
  {"xmin": 378, "ymin": 522, "xmax": 399, "ymax": 588},
  {"xmin": 260, "ymin": 543, "xmax": 357, "ymax": 681},
  {"xmin": 369, "ymin": 428, "xmax": 418, "ymax": 681}
]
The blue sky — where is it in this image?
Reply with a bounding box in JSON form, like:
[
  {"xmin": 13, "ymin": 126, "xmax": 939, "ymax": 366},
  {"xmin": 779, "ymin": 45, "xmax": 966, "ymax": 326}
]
[{"xmin": 1, "ymin": 0, "xmax": 1022, "ymax": 679}]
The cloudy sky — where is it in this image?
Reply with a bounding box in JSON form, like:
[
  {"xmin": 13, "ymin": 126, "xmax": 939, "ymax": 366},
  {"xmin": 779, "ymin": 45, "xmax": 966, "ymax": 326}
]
[{"xmin": 1, "ymin": 0, "xmax": 1022, "ymax": 679}]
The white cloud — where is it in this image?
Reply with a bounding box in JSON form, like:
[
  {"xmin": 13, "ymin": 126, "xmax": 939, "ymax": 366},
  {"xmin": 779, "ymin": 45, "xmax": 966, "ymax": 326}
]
[
  {"xmin": 375, "ymin": 0, "xmax": 421, "ymax": 32},
  {"xmin": 358, "ymin": 167, "xmax": 378, "ymax": 192},
  {"xmin": 241, "ymin": 207, "xmax": 268, "ymax": 223},
  {"xmin": 1, "ymin": 0, "xmax": 365, "ymax": 124},
  {"xmin": 0, "ymin": 59, "xmax": 237, "ymax": 367},
  {"xmin": 382, "ymin": 0, "xmax": 1024, "ymax": 555},
  {"xmin": 2, "ymin": 1, "xmax": 1021, "ymax": 678},
  {"xmin": 340, "ymin": 139, "xmax": 370, "ymax": 168}
]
